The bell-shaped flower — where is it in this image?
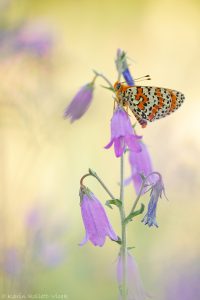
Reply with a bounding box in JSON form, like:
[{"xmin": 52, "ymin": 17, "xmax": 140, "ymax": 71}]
[
  {"xmin": 115, "ymin": 49, "xmax": 135, "ymax": 86},
  {"xmin": 79, "ymin": 187, "xmax": 118, "ymax": 247},
  {"xmin": 64, "ymin": 81, "xmax": 94, "ymax": 122},
  {"xmin": 142, "ymin": 174, "xmax": 165, "ymax": 227},
  {"xmin": 117, "ymin": 252, "xmax": 147, "ymax": 300},
  {"xmin": 105, "ymin": 106, "xmax": 142, "ymax": 157},
  {"xmin": 126, "ymin": 141, "xmax": 155, "ymax": 195}
]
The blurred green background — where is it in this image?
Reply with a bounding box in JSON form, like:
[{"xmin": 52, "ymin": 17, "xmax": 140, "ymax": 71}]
[{"xmin": 0, "ymin": 0, "xmax": 200, "ymax": 299}]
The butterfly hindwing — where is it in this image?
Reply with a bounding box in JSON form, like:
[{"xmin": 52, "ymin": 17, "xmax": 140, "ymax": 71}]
[{"xmin": 122, "ymin": 86, "xmax": 185, "ymax": 122}]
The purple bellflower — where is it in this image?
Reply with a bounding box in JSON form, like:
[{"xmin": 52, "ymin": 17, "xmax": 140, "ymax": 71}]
[
  {"xmin": 142, "ymin": 174, "xmax": 165, "ymax": 227},
  {"xmin": 116, "ymin": 49, "xmax": 135, "ymax": 86},
  {"xmin": 64, "ymin": 82, "xmax": 94, "ymax": 122},
  {"xmin": 79, "ymin": 186, "xmax": 118, "ymax": 247},
  {"xmin": 105, "ymin": 106, "xmax": 142, "ymax": 157},
  {"xmin": 117, "ymin": 252, "xmax": 147, "ymax": 300},
  {"xmin": 126, "ymin": 141, "xmax": 155, "ymax": 195}
]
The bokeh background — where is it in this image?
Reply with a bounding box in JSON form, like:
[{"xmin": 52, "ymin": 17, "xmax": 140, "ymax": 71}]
[{"xmin": 0, "ymin": 0, "xmax": 200, "ymax": 299}]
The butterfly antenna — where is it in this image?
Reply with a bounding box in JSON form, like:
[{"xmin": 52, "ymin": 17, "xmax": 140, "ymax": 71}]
[{"xmin": 135, "ymin": 75, "xmax": 151, "ymax": 82}]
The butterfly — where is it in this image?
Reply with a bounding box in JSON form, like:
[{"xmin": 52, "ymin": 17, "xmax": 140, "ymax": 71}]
[{"xmin": 113, "ymin": 80, "xmax": 185, "ymax": 128}]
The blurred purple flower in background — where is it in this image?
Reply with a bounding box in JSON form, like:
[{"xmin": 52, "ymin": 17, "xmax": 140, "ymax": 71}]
[
  {"xmin": 79, "ymin": 187, "xmax": 118, "ymax": 247},
  {"xmin": 25, "ymin": 205, "xmax": 42, "ymax": 230},
  {"xmin": 2, "ymin": 247, "xmax": 22, "ymax": 277},
  {"xmin": 105, "ymin": 106, "xmax": 142, "ymax": 157},
  {"xmin": 0, "ymin": 21, "xmax": 53, "ymax": 58},
  {"xmin": 13, "ymin": 22, "xmax": 53, "ymax": 57},
  {"xmin": 38, "ymin": 243, "xmax": 64, "ymax": 267},
  {"xmin": 164, "ymin": 262, "xmax": 200, "ymax": 300},
  {"xmin": 142, "ymin": 174, "xmax": 165, "ymax": 227},
  {"xmin": 115, "ymin": 49, "xmax": 135, "ymax": 86},
  {"xmin": 117, "ymin": 252, "xmax": 146, "ymax": 300},
  {"xmin": 126, "ymin": 141, "xmax": 155, "ymax": 195},
  {"xmin": 25, "ymin": 204, "xmax": 67, "ymax": 268},
  {"xmin": 64, "ymin": 82, "xmax": 94, "ymax": 122}
]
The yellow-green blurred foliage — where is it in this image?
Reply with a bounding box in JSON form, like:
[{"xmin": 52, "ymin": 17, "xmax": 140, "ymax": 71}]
[{"xmin": 0, "ymin": 0, "xmax": 200, "ymax": 299}]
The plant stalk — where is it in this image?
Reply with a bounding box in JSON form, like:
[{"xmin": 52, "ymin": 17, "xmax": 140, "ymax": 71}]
[{"xmin": 119, "ymin": 153, "xmax": 127, "ymax": 300}]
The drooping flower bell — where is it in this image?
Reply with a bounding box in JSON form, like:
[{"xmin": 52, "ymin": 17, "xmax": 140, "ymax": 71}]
[
  {"xmin": 105, "ymin": 106, "xmax": 142, "ymax": 157},
  {"xmin": 64, "ymin": 80, "xmax": 95, "ymax": 122},
  {"xmin": 79, "ymin": 186, "xmax": 118, "ymax": 247},
  {"xmin": 127, "ymin": 141, "xmax": 155, "ymax": 195},
  {"xmin": 117, "ymin": 252, "xmax": 147, "ymax": 300},
  {"xmin": 142, "ymin": 173, "xmax": 165, "ymax": 227},
  {"xmin": 115, "ymin": 49, "xmax": 135, "ymax": 86}
]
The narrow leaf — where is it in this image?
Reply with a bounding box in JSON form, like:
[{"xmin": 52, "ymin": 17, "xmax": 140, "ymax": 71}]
[
  {"xmin": 105, "ymin": 199, "xmax": 122, "ymax": 209},
  {"xmin": 113, "ymin": 237, "xmax": 122, "ymax": 245},
  {"xmin": 124, "ymin": 203, "xmax": 145, "ymax": 225},
  {"xmin": 100, "ymin": 84, "xmax": 115, "ymax": 92},
  {"xmin": 127, "ymin": 246, "xmax": 135, "ymax": 250}
]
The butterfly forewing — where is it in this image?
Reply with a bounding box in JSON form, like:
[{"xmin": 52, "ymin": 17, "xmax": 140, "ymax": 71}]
[{"xmin": 122, "ymin": 86, "xmax": 185, "ymax": 122}]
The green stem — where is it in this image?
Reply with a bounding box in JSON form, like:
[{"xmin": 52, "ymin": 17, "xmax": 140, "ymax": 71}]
[
  {"xmin": 130, "ymin": 178, "xmax": 146, "ymax": 214},
  {"xmin": 93, "ymin": 70, "xmax": 114, "ymax": 91},
  {"xmin": 88, "ymin": 169, "xmax": 116, "ymax": 200},
  {"xmin": 119, "ymin": 154, "xmax": 127, "ymax": 300}
]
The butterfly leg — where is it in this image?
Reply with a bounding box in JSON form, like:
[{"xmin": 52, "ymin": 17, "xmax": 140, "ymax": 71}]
[
  {"xmin": 124, "ymin": 102, "xmax": 129, "ymax": 114},
  {"xmin": 113, "ymin": 98, "xmax": 118, "ymax": 112}
]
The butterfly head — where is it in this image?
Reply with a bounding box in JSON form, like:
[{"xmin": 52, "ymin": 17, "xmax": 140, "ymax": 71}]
[{"xmin": 113, "ymin": 81, "xmax": 123, "ymax": 93}]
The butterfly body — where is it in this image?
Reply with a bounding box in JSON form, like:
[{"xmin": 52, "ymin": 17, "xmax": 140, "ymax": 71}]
[{"xmin": 114, "ymin": 82, "xmax": 185, "ymax": 128}]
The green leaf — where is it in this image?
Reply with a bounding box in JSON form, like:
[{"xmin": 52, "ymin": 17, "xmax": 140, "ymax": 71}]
[
  {"xmin": 113, "ymin": 237, "xmax": 122, "ymax": 245},
  {"xmin": 100, "ymin": 85, "xmax": 115, "ymax": 92},
  {"xmin": 105, "ymin": 199, "xmax": 122, "ymax": 209},
  {"xmin": 127, "ymin": 246, "xmax": 135, "ymax": 250},
  {"xmin": 124, "ymin": 203, "xmax": 145, "ymax": 225}
]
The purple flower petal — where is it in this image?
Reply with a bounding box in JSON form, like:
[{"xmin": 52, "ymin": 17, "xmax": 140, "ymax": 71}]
[
  {"xmin": 115, "ymin": 49, "xmax": 135, "ymax": 86},
  {"xmin": 117, "ymin": 252, "xmax": 147, "ymax": 300},
  {"xmin": 64, "ymin": 83, "xmax": 94, "ymax": 122},
  {"xmin": 105, "ymin": 106, "xmax": 141, "ymax": 157},
  {"xmin": 80, "ymin": 189, "xmax": 118, "ymax": 247},
  {"xmin": 128, "ymin": 141, "xmax": 155, "ymax": 194},
  {"xmin": 125, "ymin": 135, "xmax": 142, "ymax": 153},
  {"xmin": 142, "ymin": 173, "xmax": 165, "ymax": 227},
  {"xmin": 104, "ymin": 139, "xmax": 114, "ymax": 149},
  {"xmin": 79, "ymin": 233, "xmax": 89, "ymax": 246},
  {"xmin": 114, "ymin": 137, "xmax": 125, "ymax": 157},
  {"xmin": 123, "ymin": 68, "xmax": 134, "ymax": 86}
]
